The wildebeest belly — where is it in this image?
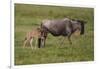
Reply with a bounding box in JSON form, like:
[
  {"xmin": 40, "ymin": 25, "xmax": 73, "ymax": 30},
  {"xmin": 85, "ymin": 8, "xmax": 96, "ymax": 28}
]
[
  {"xmin": 48, "ymin": 29, "xmax": 68, "ymax": 36},
  {"xmin": 46, "ymin": 24, "xmax": 68, "ymax": 36}
]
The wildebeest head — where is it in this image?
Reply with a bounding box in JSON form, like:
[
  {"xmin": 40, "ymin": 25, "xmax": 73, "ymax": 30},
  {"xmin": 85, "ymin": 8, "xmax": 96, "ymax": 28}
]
[{"xmin": 38, "ymin": 27, "xmax": 48, "ymax": 48}]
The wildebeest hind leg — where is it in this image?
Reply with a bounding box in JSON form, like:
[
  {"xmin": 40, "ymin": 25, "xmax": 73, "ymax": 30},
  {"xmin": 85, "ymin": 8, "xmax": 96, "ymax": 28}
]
[
  {"xmin": 68, "ymin": 36, "xmax": 72, "ymax": 45},
  {"xmin": 59, "ymin": 37, "xmax": 66, "ymax": 46}
]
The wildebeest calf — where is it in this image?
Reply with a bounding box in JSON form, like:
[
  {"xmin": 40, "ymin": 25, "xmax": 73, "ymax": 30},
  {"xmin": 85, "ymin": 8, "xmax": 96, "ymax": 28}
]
[{"xmin": 23, "ymin": 28, "xmax": 43, "ymax": 49}]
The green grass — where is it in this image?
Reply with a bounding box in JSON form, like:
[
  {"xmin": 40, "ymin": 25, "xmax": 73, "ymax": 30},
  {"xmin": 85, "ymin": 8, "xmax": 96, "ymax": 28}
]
[{"xmin": 14, "ymin": 4, "xmax": 94, "ymax": 65}]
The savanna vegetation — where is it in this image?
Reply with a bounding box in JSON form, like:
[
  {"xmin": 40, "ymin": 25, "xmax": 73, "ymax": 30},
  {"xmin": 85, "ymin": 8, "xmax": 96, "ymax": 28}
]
[{"xmin": 15, "ymin": 4, "xmax": 94, "ymax": 65}]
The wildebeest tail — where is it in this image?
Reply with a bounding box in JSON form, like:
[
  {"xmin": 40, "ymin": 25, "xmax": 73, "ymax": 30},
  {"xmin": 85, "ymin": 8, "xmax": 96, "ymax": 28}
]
[{"xmin": 80, "ymin": 22, "xmax": 84, "ymax": 35}]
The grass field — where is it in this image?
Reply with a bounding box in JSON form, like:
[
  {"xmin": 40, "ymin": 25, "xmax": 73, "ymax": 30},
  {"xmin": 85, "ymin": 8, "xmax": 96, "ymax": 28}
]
[{"xmin": 14, "ymin": 4, "xmax": 94, "ymax": 65}]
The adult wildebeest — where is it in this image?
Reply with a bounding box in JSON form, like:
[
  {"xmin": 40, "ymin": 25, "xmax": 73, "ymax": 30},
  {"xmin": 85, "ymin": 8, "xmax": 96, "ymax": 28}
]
[{"xmin": 39, "ymin": 18, "xmax": 86, "ymax": 48}]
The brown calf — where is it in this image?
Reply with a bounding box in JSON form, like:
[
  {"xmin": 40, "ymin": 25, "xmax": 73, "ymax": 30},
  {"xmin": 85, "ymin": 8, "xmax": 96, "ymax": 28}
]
[{"xmin": 23, "ymin": 28, "xmax": 43, "ymax": 49}]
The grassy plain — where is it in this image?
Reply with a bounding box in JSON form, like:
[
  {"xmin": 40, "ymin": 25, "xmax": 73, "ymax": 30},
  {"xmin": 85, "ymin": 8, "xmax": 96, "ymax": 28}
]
[{"xmin": 15, "ymin": 4, "xmax": 94, "ymax": 65}]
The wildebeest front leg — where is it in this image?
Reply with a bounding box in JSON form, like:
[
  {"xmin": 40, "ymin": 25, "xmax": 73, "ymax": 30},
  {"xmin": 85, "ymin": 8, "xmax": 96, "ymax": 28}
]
[
  {"xmin": 44, "ymin": 38, "xmax": 46, "ymax": 47},
  {"xmin": 42, "ymin": 32, "xmax": 48, "ymax": 48},
  {"xmin": 41, "ymin": 38, "xmax": 44, "ymax": 48},
  {"xmin": 38, "ymin": 38, "xmax": 41, "ymax": 48}
]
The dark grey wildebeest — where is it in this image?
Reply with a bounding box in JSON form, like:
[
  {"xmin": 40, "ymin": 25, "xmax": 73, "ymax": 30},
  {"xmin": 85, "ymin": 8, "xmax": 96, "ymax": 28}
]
[{"xmin": 38, "ymin": 18, "xmax": 86, "ymax": 48}]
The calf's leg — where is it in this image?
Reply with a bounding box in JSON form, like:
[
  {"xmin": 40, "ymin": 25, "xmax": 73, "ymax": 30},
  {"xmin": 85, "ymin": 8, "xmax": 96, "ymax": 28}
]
[
  {"xmin": 23, "ymin": 39, "xmax": 27, "ymax": 48},
  {"xmin": 30, "ymin": 38, "xmax": 33, "ymax": 50}
]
